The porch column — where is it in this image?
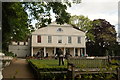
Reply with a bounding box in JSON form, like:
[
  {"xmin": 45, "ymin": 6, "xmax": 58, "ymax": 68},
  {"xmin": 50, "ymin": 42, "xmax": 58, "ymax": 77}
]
[
  {"xmin": 31, "ymin": 47, "xmax": 33, "ymax": 56},
  {"xmin": 84, "ymin": 48, "xmax": 86, "ymax": 56},
  {"xmin": 78, "ymin": 48, "xmax": 80, "ymax": 56},
  {"xmin": 44, "ymin": 47, "xmax": 46, "ymax": 57},
  {"xmin": 81, "ymin": 48, "xmax": 83, "ymax": 56},
  {"xmin": 54, "ymin": 47, "xmax": 56, "ymax": 55},
  {"xmin": 64, "ymin": 47, "xmax": 66, "ymax": 55},
  {"xmin": 74, "ymin": 47, "xmax": 76, "ymax": 56}
]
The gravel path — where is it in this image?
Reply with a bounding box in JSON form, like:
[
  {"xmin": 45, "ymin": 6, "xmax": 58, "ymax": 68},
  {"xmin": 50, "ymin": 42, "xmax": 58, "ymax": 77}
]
[{"xmin": 2, "ymin": 58, "xmax": 35, "ymax": 80}]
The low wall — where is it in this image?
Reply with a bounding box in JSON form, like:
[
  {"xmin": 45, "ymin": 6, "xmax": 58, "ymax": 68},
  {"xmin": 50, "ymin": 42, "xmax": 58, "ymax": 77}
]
[{"xmin": 9, "ymin": 45, "xmax": 30, "ymax": 57}]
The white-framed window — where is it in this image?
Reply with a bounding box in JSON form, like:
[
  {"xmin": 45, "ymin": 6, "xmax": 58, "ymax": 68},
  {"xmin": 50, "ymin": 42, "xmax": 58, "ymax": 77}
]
[
  {"xmin": 48, "ymin": 36, "xmax": 52, "ymax": 43},
  {"xmin": 78, "ymin": 36, "xmax": 81, "ymax": 43},
  {"xmin": 37, "ymin": 35, "xmax": 41, "ymax": 43},
  {"xmin": 58, "ymin": 36, "xmax": 62, "ymax": 43},
  {"xmin": 57, "ymin": 28, "xmax": 63, "ymax": 32},
  {"xmin": 68, "ymin": 36, "xmax": 72, "ymax": 43}
]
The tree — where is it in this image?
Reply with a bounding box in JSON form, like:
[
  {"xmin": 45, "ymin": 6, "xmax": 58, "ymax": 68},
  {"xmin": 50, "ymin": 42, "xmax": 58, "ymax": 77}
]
[
  {"xmin": 2, "ymin": 2, "xmax": 80, "ymax": 51},
  {"xmin": 87, "ymin": 19, "xmax": 117, "ymax": 56},
  {"xmin": 2, "ymin": 2, "xmax": 31, "ymax": 50},
  {"xmin": 69, "ymin": 15, "xmax": 93, "ymax": 31},
  {"xmin": 23, "ymin": 2, "xmax": 71, "ymax": 28},
  {"xmin": 69, "ymin": 15, "xmax": 94, "ymax": 41}
]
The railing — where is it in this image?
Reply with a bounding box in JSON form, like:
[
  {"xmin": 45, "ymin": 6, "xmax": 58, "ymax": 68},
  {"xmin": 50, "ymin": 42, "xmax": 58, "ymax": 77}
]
[
  {"xmin": 67, "ymin": 56, "xmax": 120, "ymax": 79},
  {"xmin": 68, "ymin": 57, "xmax": 108, "ymax": 69}
]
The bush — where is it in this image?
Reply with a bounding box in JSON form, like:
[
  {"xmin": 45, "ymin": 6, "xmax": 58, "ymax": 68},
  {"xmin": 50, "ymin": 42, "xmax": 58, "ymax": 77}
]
[
  {"xmin": 3, "ymin": 51, "xmax": 15, "ymax": 57},
  {"xmin": 28, "ymin": 59, "xmax": 67, "ymax": 70},
  {"xmin": 27, "ymin": 59, "xmax": 68, "ymax": 79}
]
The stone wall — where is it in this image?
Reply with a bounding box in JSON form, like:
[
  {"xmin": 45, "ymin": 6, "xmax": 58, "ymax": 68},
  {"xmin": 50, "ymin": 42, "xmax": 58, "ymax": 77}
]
[{"xmin": 9, "ymin": 41, "xmax": 30, "ymax": 57}]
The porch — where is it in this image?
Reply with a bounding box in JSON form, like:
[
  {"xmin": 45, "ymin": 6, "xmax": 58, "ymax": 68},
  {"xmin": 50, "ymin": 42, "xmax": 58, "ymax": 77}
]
[{"xmin": 31, "ymin": 47, "xmax": 86, "ymax": 57}]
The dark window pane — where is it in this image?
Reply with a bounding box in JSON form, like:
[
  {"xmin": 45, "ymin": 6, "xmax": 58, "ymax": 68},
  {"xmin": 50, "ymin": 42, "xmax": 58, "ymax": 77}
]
[
  {"xmin": 48, "ymin": 36, "xmax": 52, "ymax": 43},
  {"xmin": 68, "ymin": 36, "xmax": 72, "ymax": 43},
  {"xmin": 37, "ymin": 35, "xmax": 41, "ymax": 43},
  {"xmin": 78, "ymin": 37, "xmax": 81, "ymax": 43}
]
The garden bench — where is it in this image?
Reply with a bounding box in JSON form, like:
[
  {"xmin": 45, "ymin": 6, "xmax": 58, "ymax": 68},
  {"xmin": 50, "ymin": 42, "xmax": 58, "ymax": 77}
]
[{"xmin": 67, "ymin": 56, "xmax": 120, "ymax": 79}]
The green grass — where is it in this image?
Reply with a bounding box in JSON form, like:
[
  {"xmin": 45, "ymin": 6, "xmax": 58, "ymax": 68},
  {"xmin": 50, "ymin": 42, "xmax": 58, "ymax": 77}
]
[
  {"xmin": 27, "ymin": 58, "xmax": 118, "ymax": 79},
  {"xmin": 28, "ymin": 58, "xmax": 108, "ymax": 69},
  {"xmin": 28, "ymin": 59, "xmax": 68, "ymax": 79},
  {"xmin": 28, "ymin": 59, "xmax": 67, "ymax": 71}
]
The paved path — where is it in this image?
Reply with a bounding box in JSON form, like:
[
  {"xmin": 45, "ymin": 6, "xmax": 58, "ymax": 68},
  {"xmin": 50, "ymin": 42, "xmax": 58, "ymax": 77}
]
[{"xmin": 2, "ymin": 58, "xmax": 35, "ymax": 80}]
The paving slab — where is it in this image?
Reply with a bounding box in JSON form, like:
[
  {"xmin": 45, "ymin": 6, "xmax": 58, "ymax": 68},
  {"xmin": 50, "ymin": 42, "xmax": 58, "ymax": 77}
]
[{"xmin": 2, "ymin": 58, "xmax": 35, "ymax": 80}]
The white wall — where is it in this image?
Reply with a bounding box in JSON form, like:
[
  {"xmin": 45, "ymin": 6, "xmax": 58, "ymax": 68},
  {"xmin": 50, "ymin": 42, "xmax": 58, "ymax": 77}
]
[
  {"xmin": 31, "ymin": 25, "xmax": 86, "ymax": 48},
  {"xmin": 32, "ymin": 35, "xmax": 85, "ymax": 48},
  {"xmin": 9, "ymin": 42, "xmax": 30, "ymax": 57},
  {"xmin": 46, "ymin": 48, "xmax": 54, "ymax": 56}
]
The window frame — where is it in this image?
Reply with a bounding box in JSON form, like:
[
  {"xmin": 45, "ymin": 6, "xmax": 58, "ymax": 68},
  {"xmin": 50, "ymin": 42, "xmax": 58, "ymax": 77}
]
[
  {"xmin": 37, "ymin": 35, "xmax": 41, "ymax": 43},
  {"xmin": 48, "ymin": 36, "xmax": 52, "ymax": 43},
  {"xmin": 57, "ymin": 28, "xmax": 63, "ymax": 32},
  {"xmin": 68, "ymin": 36, "xmax": 72, "ymax": 43},
  {"xmin": 58, "ymin": 36, "xmax": 62, "ymax": 43},
  {"xmin": 78, "ymin": 36, "xmax": 81, "ymax": 43}
]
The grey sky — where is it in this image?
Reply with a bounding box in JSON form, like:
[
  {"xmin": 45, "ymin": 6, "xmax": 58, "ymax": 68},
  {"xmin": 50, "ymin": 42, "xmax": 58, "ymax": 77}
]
[
  {"xmin": 31, "ymin": 0, "xmax": 119, "ymax": 32},
  {"xmin": 66, "ymin": 0, "xmax": 119, "ymax": 32}
]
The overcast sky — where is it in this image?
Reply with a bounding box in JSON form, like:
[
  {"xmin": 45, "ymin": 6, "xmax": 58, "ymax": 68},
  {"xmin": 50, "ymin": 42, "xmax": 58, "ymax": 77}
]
[
  {"xmin": 66, "ymin": 0, "xmax": 119, "ymax": 32},
  {"xmin": 32, "ymin": 0, "xmax": 119, "ymax": 32}
]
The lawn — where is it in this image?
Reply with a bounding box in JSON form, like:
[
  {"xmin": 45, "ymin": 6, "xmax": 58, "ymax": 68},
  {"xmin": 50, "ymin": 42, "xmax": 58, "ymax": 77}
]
[
  {"xmin": 28, "ymin": 59, "xmax": 67, "ymax": 71},
  {"xmin": 27, "ymin": 59, "xmax": 68, "ymax": 79},
  {"xmin": 27, "ymin": 58, "xmax": 118, "ymax": 79},
  {"xmin": 28, "ymin": 58, "xmax": 120, "ymax": 69}
]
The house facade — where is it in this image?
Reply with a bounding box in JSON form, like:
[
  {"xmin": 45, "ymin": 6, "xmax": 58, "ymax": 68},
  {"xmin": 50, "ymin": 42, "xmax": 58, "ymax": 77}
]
[
  {"xmin": 31, "ymin": 22, "xmax": 86, "ymax": 57},
  {"xmin": 9, "ymin": 22, "xmax": 86, "ymax": 57}
]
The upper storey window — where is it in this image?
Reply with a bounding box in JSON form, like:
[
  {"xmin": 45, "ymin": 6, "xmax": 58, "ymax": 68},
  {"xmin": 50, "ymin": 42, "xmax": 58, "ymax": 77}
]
[
  {"xmin": 68, "ymin": 36, "xmax": 72, "ymax": 43},
  {"xmin": 57, "ymin": 28, "xmax": 63, "ymax": 32},
  {"xmin": 78, "ymin": 36, "xmax": 81, "ymax": 43},
  {"xmin": 37, "ymin": 35, "xmax": 41, "ymax": 43},
  {"xmin": 58, "ymin": 36, "xmax": 62, "ymax": 43},
  {"xmin": 48, "ymin": 36, "xmax": 52, "ymax": 43}
]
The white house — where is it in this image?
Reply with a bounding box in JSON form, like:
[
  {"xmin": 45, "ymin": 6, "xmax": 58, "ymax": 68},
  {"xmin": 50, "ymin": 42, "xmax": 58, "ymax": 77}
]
[
  {"xmin": 31, "ymin": 22, "xmax": 86, "ymax": 57},
  {"xmin": 9, "ymin": 22, "xmax": 86, "ymax": 57}
]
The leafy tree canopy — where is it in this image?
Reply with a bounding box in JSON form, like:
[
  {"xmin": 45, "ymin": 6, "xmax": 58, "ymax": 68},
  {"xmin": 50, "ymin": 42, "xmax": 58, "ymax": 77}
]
[
  {"xmin": 2, "ymin": 2, "xmax": 81, "ymax": 50},
  {"xmin": 69, "ymin": 15, "xmax": 93, "ymax": 31},
  {"xmin": 23, "ymin": 2, "xmax": 72, "ymax": 28},
  {"xmin": 69, "ymin": 15, "xmax": 94, "ymax": 41},
  {"xmin": 91, "ymin": 19, "xmax": 116, "ymax": 44},
  {"xmin": 87, "ymin": 19, "xmax": 117, "ymax": 56},
  {"xmin": 2, "ymin": 2, "xmax": 30, "ymax": 50}
]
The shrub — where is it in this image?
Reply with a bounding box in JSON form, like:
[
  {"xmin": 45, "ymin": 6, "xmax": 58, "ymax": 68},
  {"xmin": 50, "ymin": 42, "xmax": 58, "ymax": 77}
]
[
  {"xmin": 28, "ymin": 59, "xmax": 67, "ymax": 70},
  {"xmin": 27, "ymin": 59, "xmax": 68, "ymax": 79},
  {"xmin": 3, "ymin": 51, "xmax": 15, "ymax": 57}
]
